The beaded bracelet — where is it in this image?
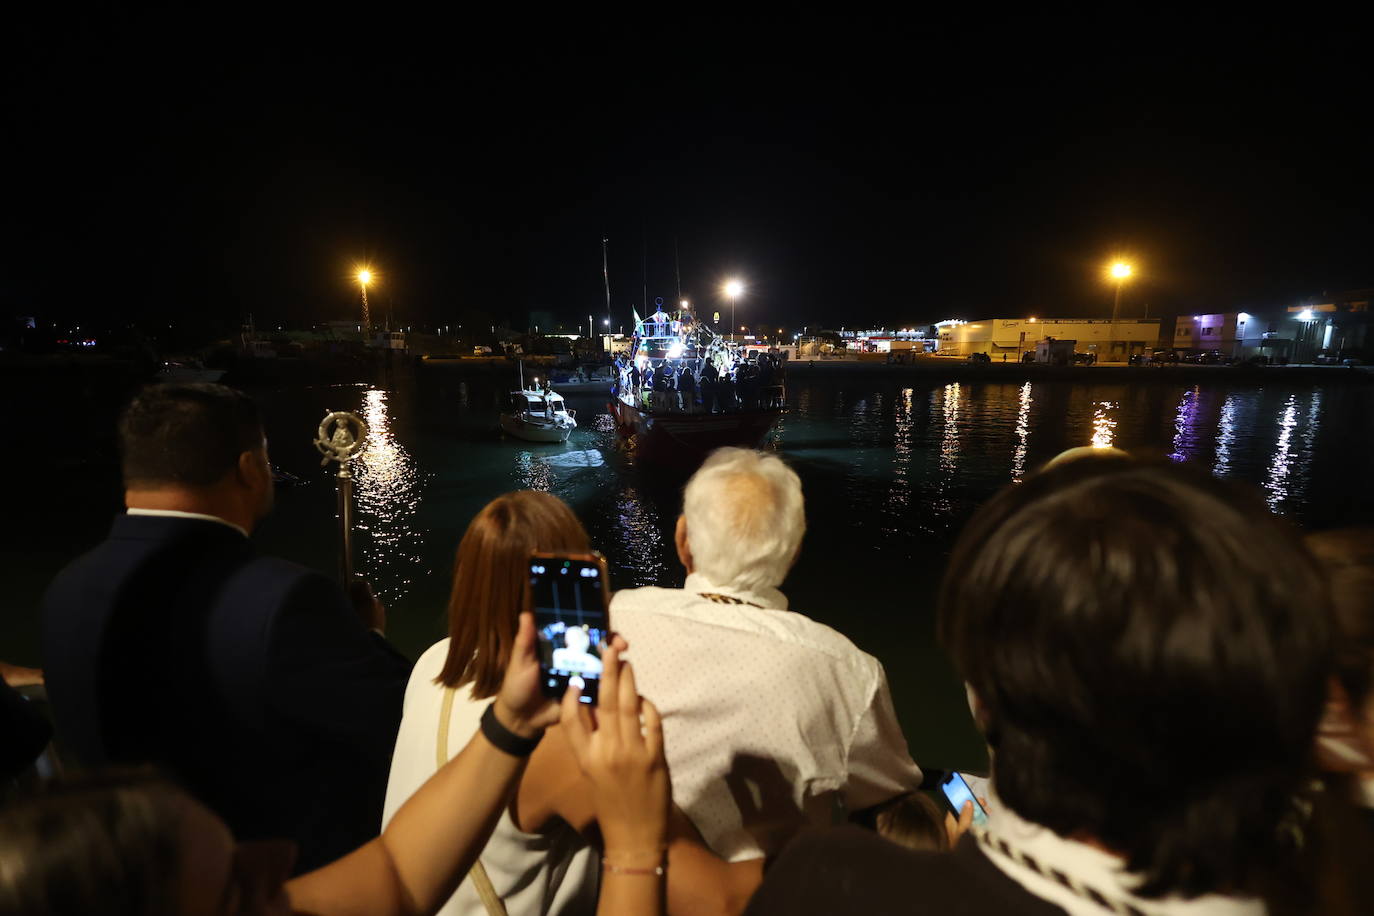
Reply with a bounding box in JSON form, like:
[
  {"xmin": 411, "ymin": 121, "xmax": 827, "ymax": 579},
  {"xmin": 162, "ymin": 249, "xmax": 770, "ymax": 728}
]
[{"xmin": 601, "ymin": 858, "xmax": 665, "ymax": 877}]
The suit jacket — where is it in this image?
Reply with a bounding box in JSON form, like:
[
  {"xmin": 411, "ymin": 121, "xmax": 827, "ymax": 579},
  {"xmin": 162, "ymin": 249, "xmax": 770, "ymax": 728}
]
[{"xmin": 42, "ymin": 514, "xmax": 412, "ymax": 872}]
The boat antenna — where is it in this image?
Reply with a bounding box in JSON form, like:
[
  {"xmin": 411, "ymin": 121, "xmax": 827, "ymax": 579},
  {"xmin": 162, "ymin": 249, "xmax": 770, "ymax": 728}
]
[
  {"xmin": 519, "ymin": 359, "xmax": 525, "ymax": 391},
  {"xmin": 674, "ymin": 236, "xmax": 682, "ymax": 303},
  {"xmin": 641, "ymin": 222, "xmax": 648, "ymax": 320},
  {"xmin": 602, "ymin": 236, "xmax": 612, "ymax": 330}
]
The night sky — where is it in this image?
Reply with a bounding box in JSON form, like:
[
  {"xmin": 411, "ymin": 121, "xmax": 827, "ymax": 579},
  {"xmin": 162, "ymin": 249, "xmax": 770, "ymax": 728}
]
[{"xmin": 4, "ymin": 12, "xmax": 1370, "ymax": 336}]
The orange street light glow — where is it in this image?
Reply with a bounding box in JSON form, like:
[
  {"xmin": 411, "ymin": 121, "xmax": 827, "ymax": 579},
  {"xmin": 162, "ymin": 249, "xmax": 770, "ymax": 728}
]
[
  {"xmin": 1109, "ymin": 261, "xmax": 1132, "ymax": 280},
  {"xmin": 357, "ymin": 268, "xmax": 373, "ymax": 285}
]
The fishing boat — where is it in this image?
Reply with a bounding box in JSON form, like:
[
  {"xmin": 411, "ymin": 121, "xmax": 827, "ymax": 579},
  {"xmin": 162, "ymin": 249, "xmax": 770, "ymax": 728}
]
[
  {"xmin": 607, "ymin": 299, "xmax": 785, "ymax": 460},
  {"xmin": 500, "ymin": 365, "xmax": 578, "ymax": 443},
  {"xmin": 546, "ymin": 365, "xmax": 617, "ymax": 393},
  {"xmin": 156, "ymin": 359, "xmax": 226, "ymax": 383}
]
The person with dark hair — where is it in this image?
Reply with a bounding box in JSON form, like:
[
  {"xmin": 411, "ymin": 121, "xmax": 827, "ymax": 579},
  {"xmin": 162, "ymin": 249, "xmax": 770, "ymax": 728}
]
[
  {"xmin": 41, "ymin": 383, "xmax": 411, "ymax": 873},
  {"xmin": 872, "ymin": 793, "xmax": 952, "ymax": 854},
  {"xmin": 1301, "ymin": 528, "xmax": 1374, "ymax": 911},
  {"xmin": 745, "ymin": 458, "xmax": 1333, "ymax": 915}
]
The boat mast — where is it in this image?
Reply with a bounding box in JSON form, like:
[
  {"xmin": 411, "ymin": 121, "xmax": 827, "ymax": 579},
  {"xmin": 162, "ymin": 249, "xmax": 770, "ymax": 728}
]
[
  {"xmin": 675, "ymin": 236, "xmax": 682, "ymax": 304},
  {"xmin": 519, "ymin": 360, "xmax": 525, "ymax": 391},
  {"xmin": 602, "ymin": 237, "xmax": 612, "ymax": 330}
]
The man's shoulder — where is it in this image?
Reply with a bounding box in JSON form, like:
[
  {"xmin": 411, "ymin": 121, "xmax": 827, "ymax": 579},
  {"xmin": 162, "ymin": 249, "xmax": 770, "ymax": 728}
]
[{"xmin": 611, "ymin": 585, "xmax": 881, "ymax": 671}]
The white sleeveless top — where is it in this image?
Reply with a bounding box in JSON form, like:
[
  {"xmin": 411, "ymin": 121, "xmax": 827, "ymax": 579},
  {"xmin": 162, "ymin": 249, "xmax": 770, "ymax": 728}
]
[{"xmin": 382, "ymin": 639, "xmax": 598, "ymax": 916}]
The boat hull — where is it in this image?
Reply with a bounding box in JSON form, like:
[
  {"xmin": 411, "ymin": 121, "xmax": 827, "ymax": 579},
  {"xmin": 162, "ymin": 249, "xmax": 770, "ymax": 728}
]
[
  {"xmin": 499, "ymin": 414, "xmax": 574, "ymax": 443},
  {"xmin": 545, "ymin": 380, "xmax": 615, "ymax": 393},
  {"xmin": 608, "ymin": 399, "xmax": 782, "ymax": 461}
]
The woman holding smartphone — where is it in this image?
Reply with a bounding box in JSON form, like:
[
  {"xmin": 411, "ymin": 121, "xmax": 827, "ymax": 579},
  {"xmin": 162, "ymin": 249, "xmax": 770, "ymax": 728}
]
[{"xmin": 383, "ymin": 491, "xmax": 601, "ymax": 916}]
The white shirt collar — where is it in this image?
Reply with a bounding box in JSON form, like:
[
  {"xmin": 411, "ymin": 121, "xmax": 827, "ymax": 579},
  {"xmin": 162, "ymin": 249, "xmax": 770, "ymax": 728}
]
[
  {"xmin": 126, "ymin": 508, "xmax": 248, "ymax": 539},
  {"xmin": 682, "ymin": 572, "xmax": 788, "ymax": 610},
  {"xmin": 980, "ymin": 784, "xmax": 1265, "ymax": 916}
]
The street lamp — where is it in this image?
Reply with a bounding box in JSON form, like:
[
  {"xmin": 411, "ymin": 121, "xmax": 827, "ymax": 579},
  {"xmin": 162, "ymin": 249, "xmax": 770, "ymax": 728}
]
[
  {"xmin": 1108, "ymin": 261, "xmax": 1133, "ymax": 322},
  {"xmin": 724, "ymin": 279, "xmax": 744, "ymax": 342},
  {"xmin": 356, "ymin": 268, "xmax": 374, "ymax": 336}
]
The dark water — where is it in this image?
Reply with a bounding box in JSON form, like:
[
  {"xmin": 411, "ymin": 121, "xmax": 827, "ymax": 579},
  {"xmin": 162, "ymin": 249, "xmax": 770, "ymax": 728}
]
[{"xmin": 9, "ymin": 367, "xmax": 1374, "ymax": 770}]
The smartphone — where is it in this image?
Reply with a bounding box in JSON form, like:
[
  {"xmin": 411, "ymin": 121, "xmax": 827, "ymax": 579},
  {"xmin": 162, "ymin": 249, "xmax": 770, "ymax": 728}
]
[
  {"xmin": 528, "ymin": 551, "xmax": 611, "ymax": 705},
  {"xmin": 939, "ymin": 771, "xmax": 989, "ymax": 828}
]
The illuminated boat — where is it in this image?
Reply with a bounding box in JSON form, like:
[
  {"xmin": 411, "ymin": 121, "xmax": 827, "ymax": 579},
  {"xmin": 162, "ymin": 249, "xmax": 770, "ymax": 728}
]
[
  {"xmin": 500, "ymin": 388, "xmax": 577, "ymax": 443},
  {"xmin": 607, "ymin": 300, "xmax": 785, "ymax": 460},
  {"xmin": 500, "ymin": 365, "xmax": 578, "ymax": 443}
]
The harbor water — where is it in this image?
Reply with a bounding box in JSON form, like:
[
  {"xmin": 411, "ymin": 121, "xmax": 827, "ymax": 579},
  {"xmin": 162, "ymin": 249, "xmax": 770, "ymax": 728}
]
[{"xmin": 8, "ymin": 367, "xmax": 1374, "ymax": 770}]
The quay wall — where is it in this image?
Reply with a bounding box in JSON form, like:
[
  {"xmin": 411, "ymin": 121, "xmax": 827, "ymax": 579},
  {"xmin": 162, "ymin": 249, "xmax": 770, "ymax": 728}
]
[{"xmin": 784, "ymin": 360, "xmax": 1374, "ymax": 386}]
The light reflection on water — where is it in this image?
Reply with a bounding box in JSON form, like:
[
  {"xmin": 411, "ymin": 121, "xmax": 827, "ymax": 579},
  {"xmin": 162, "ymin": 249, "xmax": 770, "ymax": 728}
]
[
  {"xmin": 1011, "ymin": 382, "xmax": 1032, "ymax": 482},
  {"xmin": 939, "ymin": 383, "xmax": 961, "ymax": 473},
  {"xmin": 890, "ymin": 388, "xmax": 914, "ymax": 516},
  {"xmin": 1090, "ymin": 400, "xmax": 1117, "ymax": 449},
  {"xmin": 353, "ymin": 388, "xmax": 428, "ymax": 602},
  {"xmin": 1213, "ymin": 393, "xmax": 1238, "ymax": 477},
  {"xmin": 1264, "ymin": 394, "xmax": 1300, "ymax": 510},
  {"xmin": 1169, "ymin": 387, "xmax": 1201, "ymax": 462},
  {"xmin": 613, "ymin": 485, "xmax": 670, "ymax": 586}
]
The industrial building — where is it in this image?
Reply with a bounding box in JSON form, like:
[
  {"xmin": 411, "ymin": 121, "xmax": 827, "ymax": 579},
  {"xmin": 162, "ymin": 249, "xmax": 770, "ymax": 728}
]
[
  {"xmin": 935, "ymin": 318, "xmax": 1162, "ymax": 363},
  {"xmin": 1173, "ymin": 292, "xmax": 1371, "ymax": 363}
]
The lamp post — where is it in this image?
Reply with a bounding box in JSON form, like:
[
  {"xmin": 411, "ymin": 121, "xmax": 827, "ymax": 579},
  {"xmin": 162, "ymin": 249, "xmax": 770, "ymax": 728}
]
[
  {"xmin": 1108, "ymin": 261, "xmax": 1132, "ymax": 323},
  {"xmin": 1107, "ymin": 261, "xmax": 1133, "ymax": 364},
  {"xmin": 724, "ymin": 279, "xmax": 743, "ymax": 342},
  {"xmin": 356, "ymin": 268, "xmax": 373, "ymax": 337}
]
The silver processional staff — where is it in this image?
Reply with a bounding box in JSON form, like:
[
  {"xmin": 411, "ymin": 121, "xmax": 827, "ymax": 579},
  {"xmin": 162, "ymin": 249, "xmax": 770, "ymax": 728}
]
[{"xmin": 314, "ymin": 410, "xmax": 368, "ymax": 584}]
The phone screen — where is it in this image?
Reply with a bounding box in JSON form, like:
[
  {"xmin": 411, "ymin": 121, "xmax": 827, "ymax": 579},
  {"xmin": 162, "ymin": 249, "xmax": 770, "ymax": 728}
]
[
  {"xmin": 529, "ymin": 554, "xmax": 609, "ymax": 705},
  {"xmin": 940, "ymin": 772, "xmax": 989, "ymax": 827}
]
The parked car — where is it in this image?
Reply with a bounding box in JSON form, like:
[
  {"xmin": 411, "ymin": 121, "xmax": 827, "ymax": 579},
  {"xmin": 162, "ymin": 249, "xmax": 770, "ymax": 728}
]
[{"xmin": 1072, "ymin": 352, "xmax": 1097, "ymax": 366}]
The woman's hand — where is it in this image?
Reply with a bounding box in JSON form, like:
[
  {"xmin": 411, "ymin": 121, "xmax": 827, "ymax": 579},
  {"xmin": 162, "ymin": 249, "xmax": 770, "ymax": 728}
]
[
  {"xmin": 561, "ymin": 641, "xmax": 669, "ymax": 866},
  {"xmin": 493, "ymin": 612, "xmax": 562, "ymax": 738},
  {"xmin": 944, "ymin": 796, "xmax": 989, "ymax": 846}
]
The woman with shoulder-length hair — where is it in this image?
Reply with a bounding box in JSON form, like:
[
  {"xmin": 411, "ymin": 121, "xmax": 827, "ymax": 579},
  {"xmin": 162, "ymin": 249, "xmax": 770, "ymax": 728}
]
[{"xmin": 384, "ymin": 491, "xmax": 598, "ymax": 916}]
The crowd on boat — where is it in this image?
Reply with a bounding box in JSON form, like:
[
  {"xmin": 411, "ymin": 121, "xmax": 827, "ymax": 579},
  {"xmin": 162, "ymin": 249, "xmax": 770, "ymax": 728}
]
[
  {"xmin": 3, "ymin": 382, "xmax": 1373, "ymax": 915},
  {"xmin": 613, "ymin": 350, "xmax": 785, "ymax": 413}
]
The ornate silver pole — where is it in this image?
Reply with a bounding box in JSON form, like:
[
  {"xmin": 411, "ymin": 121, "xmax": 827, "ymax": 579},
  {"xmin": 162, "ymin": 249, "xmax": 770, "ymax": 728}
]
[{"xmin": 314, "ymin": 410, "xmax": 368, "ymax": 584}]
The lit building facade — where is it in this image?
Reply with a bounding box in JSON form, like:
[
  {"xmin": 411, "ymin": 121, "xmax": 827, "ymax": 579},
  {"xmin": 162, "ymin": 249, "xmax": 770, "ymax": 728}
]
[
  {"xmin": 1175, "ymin": 293, "xmax": 1373, "ymax": 363},
  {"xmin": 936, "ymin": 318, "xmax": 1162, "ymax": 362},
  {"xmin": 1172, "ymin": 313, "xmax": 1244, "ymax": 356},
  {"xmin": 837, "ymin": 327, "xmax": 934, "ymax": 353}
]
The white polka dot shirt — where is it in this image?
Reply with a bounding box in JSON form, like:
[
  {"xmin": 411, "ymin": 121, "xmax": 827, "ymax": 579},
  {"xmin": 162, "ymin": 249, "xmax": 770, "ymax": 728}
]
[{"xmin": 610, "ymin": 572, "xmax": 922, "ymax": 862}]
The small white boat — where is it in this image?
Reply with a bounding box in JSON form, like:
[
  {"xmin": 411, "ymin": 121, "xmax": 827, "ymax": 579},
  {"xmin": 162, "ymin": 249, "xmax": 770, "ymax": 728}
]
[
  {"xmin": 156, "ymin": 359, "xmax": 226, "ymax": 383},
  {"xmin": 546, "ymin": 365, "xmax": 617, "ymax": 393},
  {"xmin": 500, "ymin": 388, "xmax": 578, "ymax": 443}
]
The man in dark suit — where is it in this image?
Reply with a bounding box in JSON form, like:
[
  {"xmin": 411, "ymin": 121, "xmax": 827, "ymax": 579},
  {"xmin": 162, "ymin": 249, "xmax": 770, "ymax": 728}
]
[{"xmin": 42, "ymin": 383, "xmax": 412, "ymax": 872}]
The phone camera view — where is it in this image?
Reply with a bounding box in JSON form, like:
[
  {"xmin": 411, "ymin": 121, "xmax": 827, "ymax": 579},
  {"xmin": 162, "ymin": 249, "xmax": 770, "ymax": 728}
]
[{"xmin": 530, "ymin": 558, "xmax": 607, "ymax": 705}]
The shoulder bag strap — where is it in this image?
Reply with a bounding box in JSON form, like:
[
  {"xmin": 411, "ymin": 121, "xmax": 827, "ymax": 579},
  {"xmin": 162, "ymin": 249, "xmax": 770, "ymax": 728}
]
[{"xmin": 437, "ymin": 687, "xmax": 509, "ymax": 916}]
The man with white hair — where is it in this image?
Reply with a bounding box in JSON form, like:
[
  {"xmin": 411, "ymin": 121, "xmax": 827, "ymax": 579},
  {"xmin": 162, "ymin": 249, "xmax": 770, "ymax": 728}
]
[
  {"xmin": 508, "ymin": 448, "xmax": 919, "ymax": 908},
  {"xmin": 617, "ymin": 447, "xmax": 920, "ymax": 859}
]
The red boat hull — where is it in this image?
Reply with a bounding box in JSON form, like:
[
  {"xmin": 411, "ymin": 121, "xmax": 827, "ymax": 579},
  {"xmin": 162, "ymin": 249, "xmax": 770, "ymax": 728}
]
[{"xmin": 608, "ymin": 399, "xmax": 783, "ymax": 461}]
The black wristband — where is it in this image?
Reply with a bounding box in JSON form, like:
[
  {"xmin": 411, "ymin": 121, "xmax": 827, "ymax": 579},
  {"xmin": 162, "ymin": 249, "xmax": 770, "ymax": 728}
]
[{"xmin": 480, "ymin": 703, "xmax": 543, "ymax": 757}]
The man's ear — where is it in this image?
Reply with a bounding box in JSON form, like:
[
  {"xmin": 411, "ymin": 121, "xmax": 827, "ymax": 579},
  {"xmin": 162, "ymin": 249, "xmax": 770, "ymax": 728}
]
[
  {"xmin": 675, "ymin": 515, "xmax": 694, "ymax": 574},
  {"xmin": 236, "ymin": 449, "xmax": 266, "ymax": 489}
]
